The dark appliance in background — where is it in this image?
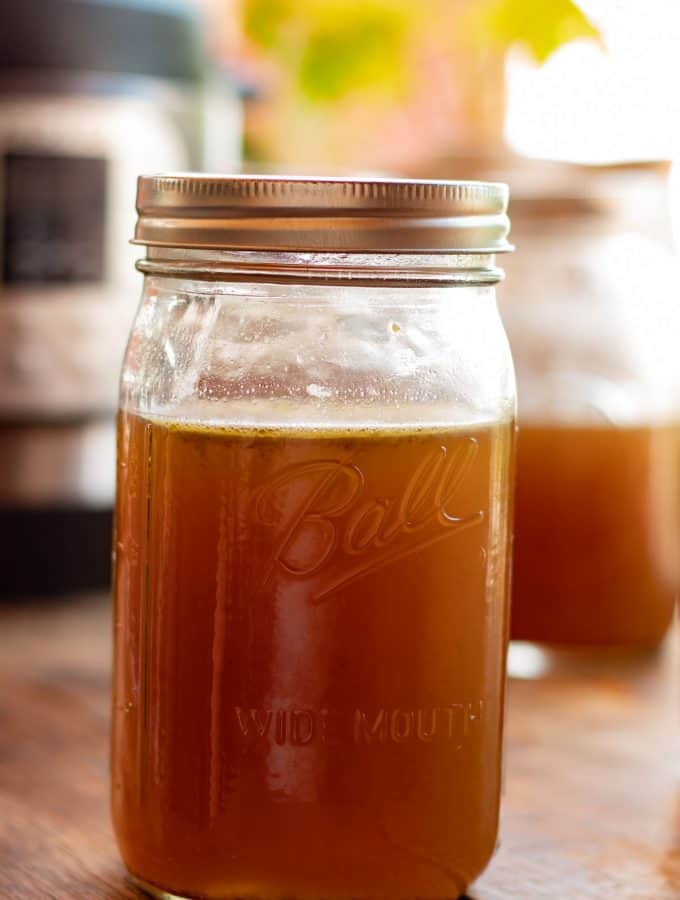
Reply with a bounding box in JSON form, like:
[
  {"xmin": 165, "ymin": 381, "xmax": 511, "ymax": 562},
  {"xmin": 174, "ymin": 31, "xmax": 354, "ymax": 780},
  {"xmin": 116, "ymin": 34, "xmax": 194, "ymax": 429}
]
[{"xmin": 0, "ymin": 0, "xmax": 241, "ymax": 597}]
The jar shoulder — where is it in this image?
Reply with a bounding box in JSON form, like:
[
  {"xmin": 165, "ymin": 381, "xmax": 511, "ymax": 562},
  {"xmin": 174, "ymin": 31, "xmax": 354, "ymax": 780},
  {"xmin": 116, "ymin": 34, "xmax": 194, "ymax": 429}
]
[{"xmin": 120, "ymin": 279, "xmax": 516, "ymax": 428}]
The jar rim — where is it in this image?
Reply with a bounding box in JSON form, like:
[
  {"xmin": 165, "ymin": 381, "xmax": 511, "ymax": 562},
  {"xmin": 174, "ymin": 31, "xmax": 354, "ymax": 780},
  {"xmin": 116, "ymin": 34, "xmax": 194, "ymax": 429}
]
[{"xmin": 136, "ymin": 247, "xmax": 508, "ymax": 286}]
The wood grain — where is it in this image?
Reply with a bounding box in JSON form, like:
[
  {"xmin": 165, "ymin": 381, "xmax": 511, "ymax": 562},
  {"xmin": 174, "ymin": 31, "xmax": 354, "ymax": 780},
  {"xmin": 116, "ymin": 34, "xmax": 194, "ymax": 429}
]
[{"xmin": 0, "ymin": 596, "xmax": 677, "ymax": 899}]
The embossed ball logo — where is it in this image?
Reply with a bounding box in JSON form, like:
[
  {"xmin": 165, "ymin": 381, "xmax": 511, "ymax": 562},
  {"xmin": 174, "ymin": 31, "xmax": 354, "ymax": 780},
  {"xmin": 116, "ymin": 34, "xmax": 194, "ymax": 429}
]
[{"xmin": 252, "ymin": 438, "xmax": 484, "ymax": 602}]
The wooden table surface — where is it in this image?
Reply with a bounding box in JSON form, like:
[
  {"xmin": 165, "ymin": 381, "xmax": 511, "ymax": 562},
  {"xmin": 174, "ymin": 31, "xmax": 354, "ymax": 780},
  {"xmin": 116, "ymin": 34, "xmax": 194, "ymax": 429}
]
[{"xmin": 0, "ymin": 595, "xmax": 678, "ymax": 900}]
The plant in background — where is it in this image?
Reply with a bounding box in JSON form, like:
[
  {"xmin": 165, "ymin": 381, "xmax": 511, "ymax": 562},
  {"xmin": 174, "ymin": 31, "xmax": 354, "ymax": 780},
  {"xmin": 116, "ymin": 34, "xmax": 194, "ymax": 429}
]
[
  {"xmin": 244, "ymin": 0, "xmax": 414, "ymax": 102},
  {"xmin": 470, "ymin": 0, "xmax": 601, "ymax": 64},
  {"xmin": 241, "ymin": 0, "xmax": 602, "ymax": 167}
]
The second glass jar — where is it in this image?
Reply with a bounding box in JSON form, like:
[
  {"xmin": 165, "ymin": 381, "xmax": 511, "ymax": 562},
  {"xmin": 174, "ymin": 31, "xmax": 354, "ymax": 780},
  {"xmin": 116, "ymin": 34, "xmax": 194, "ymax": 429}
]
[{"xmin": 500, "ymin": 166, "xmax": 680, "ymax": 647}]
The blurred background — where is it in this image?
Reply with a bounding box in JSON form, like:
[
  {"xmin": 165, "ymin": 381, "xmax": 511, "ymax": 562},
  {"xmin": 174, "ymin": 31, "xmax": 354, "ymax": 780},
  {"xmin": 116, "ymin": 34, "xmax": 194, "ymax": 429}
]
[{"xmin": 2, "ymin": 0, "xmax": 680, "ymax": 598}]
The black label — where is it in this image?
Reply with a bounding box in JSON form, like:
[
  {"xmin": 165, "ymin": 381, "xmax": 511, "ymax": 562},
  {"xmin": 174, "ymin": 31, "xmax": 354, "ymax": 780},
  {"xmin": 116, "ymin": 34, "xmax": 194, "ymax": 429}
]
[{"xmin": 2, "ymin": 153, "xmax": 107, "ymax": 285}]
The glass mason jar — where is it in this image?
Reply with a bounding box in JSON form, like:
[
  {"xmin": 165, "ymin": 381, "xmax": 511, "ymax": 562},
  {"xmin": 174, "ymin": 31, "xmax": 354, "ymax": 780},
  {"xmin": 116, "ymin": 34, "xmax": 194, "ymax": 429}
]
[
  {"xmin": 499, "ymin": 169, "xmax": 680, "ymax": 648},
  {"xmin": 112, "ymin": 175, "xmax": 516, "ymax": 900}
]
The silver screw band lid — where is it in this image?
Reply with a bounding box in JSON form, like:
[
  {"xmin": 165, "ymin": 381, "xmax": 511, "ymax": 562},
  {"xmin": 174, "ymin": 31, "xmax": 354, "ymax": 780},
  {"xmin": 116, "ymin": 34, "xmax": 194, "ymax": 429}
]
[{"xmin": 133, "ymin": 174, "xmax": 511, "ymax": 254}]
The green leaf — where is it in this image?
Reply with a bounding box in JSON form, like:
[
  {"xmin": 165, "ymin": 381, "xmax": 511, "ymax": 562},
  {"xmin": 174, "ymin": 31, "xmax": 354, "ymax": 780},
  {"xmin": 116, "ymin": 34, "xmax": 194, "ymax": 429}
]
[
  {"xmin": 243, "ymin": 0, "xmax": 293, "ymax": 50},
  {"xmin": 243, "ymin": 0, "xmax": 412, "ymax": 103},
  {"xmin": 473, "ymin": 0, "xmax": 602, "ymax": 63},
  {"xmin": 298, "ymin": 11, "xmax": 405, "ymax": 102}
]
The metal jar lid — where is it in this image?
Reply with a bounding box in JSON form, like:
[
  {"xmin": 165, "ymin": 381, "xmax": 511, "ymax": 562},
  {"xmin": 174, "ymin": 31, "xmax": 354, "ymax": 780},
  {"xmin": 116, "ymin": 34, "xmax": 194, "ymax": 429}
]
[{"xmin": 133, "ymin": 174, "xmax": 511, "ymax": 253}]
